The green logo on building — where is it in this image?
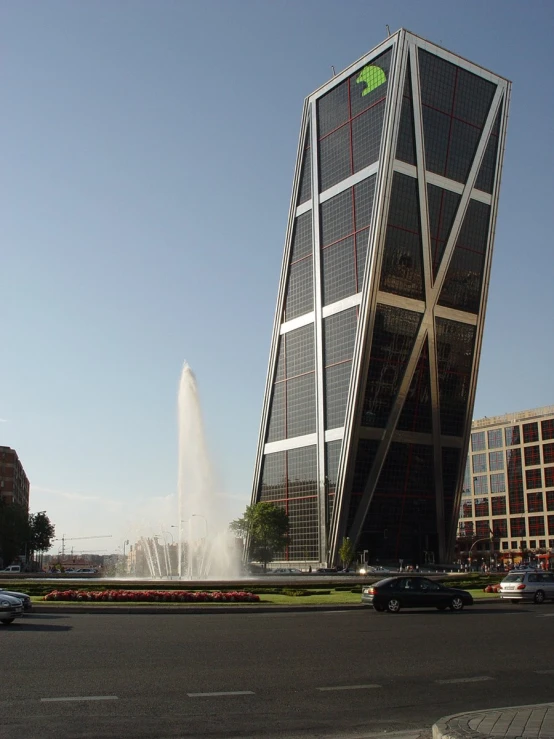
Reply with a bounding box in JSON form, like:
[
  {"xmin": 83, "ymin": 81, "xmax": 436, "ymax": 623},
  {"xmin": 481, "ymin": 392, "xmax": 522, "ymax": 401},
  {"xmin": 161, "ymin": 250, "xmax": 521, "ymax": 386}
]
[{"xmin": 356, "ymin": 65, "xmax": 386, "ymax": 96}]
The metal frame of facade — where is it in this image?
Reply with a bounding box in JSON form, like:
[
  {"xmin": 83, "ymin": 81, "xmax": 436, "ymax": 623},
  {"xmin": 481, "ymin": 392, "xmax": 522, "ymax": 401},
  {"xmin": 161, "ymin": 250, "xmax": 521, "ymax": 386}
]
[{"xmin": 250, "ymin": 29, "xmax": 511, "ymax": 566}]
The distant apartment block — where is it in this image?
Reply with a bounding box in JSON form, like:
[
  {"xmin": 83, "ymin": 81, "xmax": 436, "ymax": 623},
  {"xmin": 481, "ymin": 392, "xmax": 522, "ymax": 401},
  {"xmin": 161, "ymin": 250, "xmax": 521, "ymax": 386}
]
[
  {"xmin": 0, "ymin": 446, "xmax": 30, "ymax": 510},
  {"xmin": 458, "ymin": 406, "xmax": 554, "ymax": 565}
]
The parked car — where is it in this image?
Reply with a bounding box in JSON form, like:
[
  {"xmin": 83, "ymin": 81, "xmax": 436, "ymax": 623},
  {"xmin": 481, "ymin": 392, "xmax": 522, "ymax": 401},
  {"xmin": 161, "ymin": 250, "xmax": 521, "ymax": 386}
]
[
  {"xmin": 0, "ymin": 592, "xmax": 24, "ymax": 625},
  {"xmin": 361, "ymin": 576, "xmax": 473, "ymax": 613},
  {"xmin": 313, "ymin": 568, "xmax": 339, "ymax": 575},
  {"xmin": 0, "ymin": 588, "xmax": 32, "ymax": 612},
  {"xmin": 266, "ymin": 568, "xmax": 303, "ymax": 575},
  {"xmin": 499, "ymin": 570, "xmax": 554, "ymax": 604},
  {"xmin": 0, "ymin": 565, "xmax": 21, "ymax": 573}
]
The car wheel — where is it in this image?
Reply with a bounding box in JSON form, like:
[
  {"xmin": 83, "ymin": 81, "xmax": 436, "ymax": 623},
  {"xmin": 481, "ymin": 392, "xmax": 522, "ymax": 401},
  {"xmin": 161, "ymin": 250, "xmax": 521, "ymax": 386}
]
[
  {"xmin": 0, "ymin": 618, "xmax": 15, "ymax": 625},
  {"xmin": 450, "ymin": 597, "xmax": 464, "ymax": 611},
  {"xmin": 534, "ymin": 590, "xmax": 545, "ymax": 604},
  {"xmin": 386, "ymin": 598, "xmax": 401, "ymax": 613}
]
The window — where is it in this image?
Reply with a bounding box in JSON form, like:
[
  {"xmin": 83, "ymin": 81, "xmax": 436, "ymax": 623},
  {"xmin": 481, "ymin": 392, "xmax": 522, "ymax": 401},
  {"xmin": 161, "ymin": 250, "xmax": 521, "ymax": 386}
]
[
  {"xmin": 547, "ymin": 491, "xmax": 554, "ymax": 511},
  {"xmin": 492, "ymin": 519, "xmax": 507, "ymax": 538},
  {"xmin": 510, "ymin": 518, "xmax": 526, "ymax": 537},
  {"xmin": 544, "ymin": 444, "xmax": 554, "ymax": 464},
  {"xmin": 528, "ymin": 516, "xmax": 545, "ymax": 537},
  {"xmin": 523, "ymin": 422, "xmax": 539, "ymax": 443},
  {"xmin": 487, "ymin": 429, "xmax": 503, "ymax": 449},
  {"xmin": 460, "ymin": 500, "xmax": 473, "ymax": 518},
  {"xmin": 491, "ymin": 496, "xmax": 506, "ymax": 515},
  {"xmin": 476, "ymin": 521, "xmax": 490, "ymax": 538},
  {"xmin": 473, "ymin": 475, "xmax": 488, "ymax": 495},
  {"xmin": 472, "ymin": 453, "xmax": 487, "ymax": 473},
  {"xmin": 547, "ymin": 468, "xmax": 554, "ymax": 488},
  {"xmin": 505, "ymin": 425, "xmax": 520, "ymax": 446},
  {"xmin": 527, "ymin": 492, "xmax": 544, "ymax": 512},
  {"xmin": 471, "ymin": 431, "xmax": 486, "ymax": 451},
  {"xmin": 474, "ymin": 497, "xmax": 489, "ymax": 517},
  {"xmin": 539, "ymin": 540, "xmax": 546, "ymax": 548},
  {"xmin": 541, "ymin": 418, "xmax": 554, "ymax": 441},
  {"xmin": 549, "ymin": 516, "xmax": 554, "ymax": 535},
  {"xmin": 526, "ymin": 468, "xmax": 542, "ymax": 490},
  {"xmin": 490, "ymin": 473, "xmax": 506, "ymax": 493},
  {"xmin": 524, "ymin": 445, "xmax": 540, "ymax": 466},
  {"xmin": 502, "ymin": 542, "xmax": 508, "ymax": 550},
  {"xmin": 489, "ymin": 451, "xmax": 504, "ymax": 471}
]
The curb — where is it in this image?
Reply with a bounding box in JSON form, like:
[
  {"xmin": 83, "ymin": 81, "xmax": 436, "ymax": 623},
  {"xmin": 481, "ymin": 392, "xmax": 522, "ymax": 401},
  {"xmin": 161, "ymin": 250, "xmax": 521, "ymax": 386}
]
[
  {"xmin": 432, "ymin": 702, "xmax": 554, "ymax": 739},
  {"xmin": 30, "ymin": 599, "xmax": 502, "ymax": 615}
]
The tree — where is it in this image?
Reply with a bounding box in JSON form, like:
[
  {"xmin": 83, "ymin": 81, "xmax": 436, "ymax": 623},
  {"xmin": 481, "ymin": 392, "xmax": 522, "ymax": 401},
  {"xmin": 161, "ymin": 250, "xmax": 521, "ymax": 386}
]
[
  {"xmin": 230, "ymin": 502, "xmax": 289, "ymax": 570},
  {"xmin": 339, "ymin": 536, "xmax": 356, "ymax": 569},
  {"xmin": 28, "ymin": 511, "xmax": 55, "ymax": 558}
]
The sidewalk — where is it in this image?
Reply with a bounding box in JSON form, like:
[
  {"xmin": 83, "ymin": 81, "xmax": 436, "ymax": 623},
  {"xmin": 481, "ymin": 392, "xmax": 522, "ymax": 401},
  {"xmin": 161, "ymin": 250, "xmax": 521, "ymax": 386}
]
[{"xmin": 433, "ymin": 703, "xmax": 554, "ymax": 738}]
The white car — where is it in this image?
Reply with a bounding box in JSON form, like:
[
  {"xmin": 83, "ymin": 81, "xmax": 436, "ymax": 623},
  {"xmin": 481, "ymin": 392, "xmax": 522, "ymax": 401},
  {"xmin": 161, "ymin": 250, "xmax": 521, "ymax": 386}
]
[
  {"xmin": 0, "ymin": 593, "xmax": 24, "ymax": 625},
  {"xmin": 499, "ymin": 570, "xmax": 554, "ymax": 604}
]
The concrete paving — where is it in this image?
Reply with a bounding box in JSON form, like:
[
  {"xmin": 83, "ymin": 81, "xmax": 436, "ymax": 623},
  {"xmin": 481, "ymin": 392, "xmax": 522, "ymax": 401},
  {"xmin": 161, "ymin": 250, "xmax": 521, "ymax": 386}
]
[{"xmin": 433, "ymin": 703, "xmax": 554, "ymax": 738}]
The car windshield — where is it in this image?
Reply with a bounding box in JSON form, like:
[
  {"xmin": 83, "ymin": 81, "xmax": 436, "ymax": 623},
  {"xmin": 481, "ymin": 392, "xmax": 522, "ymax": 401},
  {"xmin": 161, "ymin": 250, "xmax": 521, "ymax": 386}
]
[{"xmin": 504, "ymin": 573, "xmax": 525, "ymax": 582}]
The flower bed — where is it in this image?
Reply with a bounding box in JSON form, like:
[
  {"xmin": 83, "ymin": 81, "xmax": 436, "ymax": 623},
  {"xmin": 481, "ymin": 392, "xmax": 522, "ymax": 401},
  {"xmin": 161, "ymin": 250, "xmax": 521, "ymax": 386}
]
[
  {"xmin": 483, "ymin": 584, "xmax": 501, "ymax": 593},
  {"xmin": 43, "ymin": 589, "xmax": 260, "ymax": 603}
]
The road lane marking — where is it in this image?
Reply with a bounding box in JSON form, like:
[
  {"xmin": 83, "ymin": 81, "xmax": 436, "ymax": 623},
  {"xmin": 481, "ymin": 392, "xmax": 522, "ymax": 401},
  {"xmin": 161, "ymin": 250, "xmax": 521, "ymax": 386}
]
[
  {"xmin": 535, "ymin": 669, "xmax": 554, "ymax": 674},
  {"xmin": 436, "ymin": 676, "xmax": 493, "ymax": 684},
  {"xmin": 317, "ymin": 684, "xmax": 381, "ymax": 691},
  {"xmin": 187, "ymin": 691, "xmax": 254, "ymax": 697},
  {"xmin": 40, "ymin": 696, "xmax": 118, "ymax": 702}
]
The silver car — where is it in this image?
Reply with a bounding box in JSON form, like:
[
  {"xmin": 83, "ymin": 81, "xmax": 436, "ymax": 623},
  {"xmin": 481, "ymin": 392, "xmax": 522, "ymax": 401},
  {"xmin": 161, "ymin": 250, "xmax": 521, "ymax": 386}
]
[
  {"xmin": 499, "ymin": 570, "xmax": 554, "ymax": 604},
  {"xmin": 0, "ymin": 588, "xmax": 32, "ymax": 612},
  {"xmin": 0, "ymin": 593, "xmax": 24, "ymax": 625}
]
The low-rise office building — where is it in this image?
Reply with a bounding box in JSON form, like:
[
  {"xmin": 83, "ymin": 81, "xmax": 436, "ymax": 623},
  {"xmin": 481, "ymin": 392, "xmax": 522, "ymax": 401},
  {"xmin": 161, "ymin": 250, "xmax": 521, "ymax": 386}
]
[{"xmin": 457, "ymin": 406, "xmax": 554, "ymax": 568}]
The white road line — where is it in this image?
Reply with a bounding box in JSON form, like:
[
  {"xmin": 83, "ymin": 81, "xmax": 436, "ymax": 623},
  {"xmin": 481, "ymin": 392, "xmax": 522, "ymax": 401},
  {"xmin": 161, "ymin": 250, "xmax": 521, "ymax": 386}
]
[
  {"xmin": 187, "ymin": 691, "xmax": 254, "ymax": 698},
  {"xmin": 317, "ymin": 684, "xmax": 381, "ymax": 691},
  {"xmin": 436, "ymin": 676, "xmax": 493, "ymax": 684},
  {"xmin": 536, "ymin": 613, "xmax": 554, "ymax": 617},
  {"xmin": 40, "ymin": 696, "xmax": 118, "ymax": 702},
  {"xmin": 535, "ymin": 669, "xmax": 554, "ymax": 674}
]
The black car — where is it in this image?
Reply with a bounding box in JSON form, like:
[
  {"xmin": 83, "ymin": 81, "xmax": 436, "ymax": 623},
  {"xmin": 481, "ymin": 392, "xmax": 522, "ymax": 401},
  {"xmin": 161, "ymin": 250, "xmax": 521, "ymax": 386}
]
[
  {"xmin": 361, "ymin": 576, "xmax": 473, "ymax": 612},
  {"xmin": 0, "ymin": 588, "xmax": 32, "ymax": 612}
]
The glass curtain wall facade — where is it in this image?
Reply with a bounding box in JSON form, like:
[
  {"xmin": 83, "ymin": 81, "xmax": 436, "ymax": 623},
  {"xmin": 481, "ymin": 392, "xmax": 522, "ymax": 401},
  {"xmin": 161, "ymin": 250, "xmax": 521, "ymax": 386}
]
[
  {"xmin": 251, "ymin": 30, "xmax": 510, "ymax": 566},
  {"xmin": 458, "ymin": 407, "xmax": 554, "ymax": 566}
]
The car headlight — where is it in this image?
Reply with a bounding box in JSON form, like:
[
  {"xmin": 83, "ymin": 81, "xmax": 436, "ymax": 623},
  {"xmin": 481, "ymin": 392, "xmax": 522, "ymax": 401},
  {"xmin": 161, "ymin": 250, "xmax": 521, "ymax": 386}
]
[{"xmin": 0, "ymin": 601, "xmax": 11, "ymax": 608}]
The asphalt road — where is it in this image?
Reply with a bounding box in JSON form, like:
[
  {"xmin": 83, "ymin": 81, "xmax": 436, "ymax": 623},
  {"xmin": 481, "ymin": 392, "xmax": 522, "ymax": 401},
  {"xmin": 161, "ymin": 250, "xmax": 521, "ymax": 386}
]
[{"xmin": 1, "ymin": 602, "xmax": 554, "ymax": 739}]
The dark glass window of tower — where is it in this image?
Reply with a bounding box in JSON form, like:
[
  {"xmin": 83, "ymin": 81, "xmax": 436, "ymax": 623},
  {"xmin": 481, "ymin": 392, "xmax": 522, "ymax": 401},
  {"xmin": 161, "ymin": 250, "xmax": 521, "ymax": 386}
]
[
  {"xmin": 418, "ymin": 49, "xmax": 496, "ymax": 184},
  {"xmin": 529, "ymin": 516, "xmax": 545, "ymax": 537},
  {"xmin": 541, "ymin": 418, "xmax": 554, "ymax": 441},
  {"xmin": 491, "ymin": 495, "xmax": 506, "ymax": 515},
  {"xmin": 347, "ymin": 439, "xmax": 380, "ymax": 530},
  {"xmin": 325, "ymin": 440, "xmax": 342, "ymax": 524},
  {"xmin": 547, "ymin": 491, "xmax": 554, "ymax": 510},
  {"xmin": 546, "ymin": 468, "xmax": 554, "ymax": 489},
  {"xmin": 471, "ymin": 432, "xmax": 486, "ymax": 451},
  {"xmin": 284, "ymin": 213, "xmax": 313, "ymax": 321},
  {"xmin": 266, "ymin": 324, "xmax": 316, "ymax": 442},
  {"xmin": 361, "ymin": 305, "xmax": 421, "ymax": 428},
  {"xmin": 460, "ymin": 521, "xmax": 474, "ymax": 537},
  {"xmin": 505, "ymin": 425, "xmax": 520, "ymax": 446},
  {"xmin": 524, "ymin": 445, "xmax": 541, "ymax": 467},
  {"xmin": 380, "ymin": 173, "xmax": 425, "ymax": 300},
  {"xmin": 543, "ymin": 444, "xmax": 554, "ymax": 464},
  {"xmin": 527, "ymin": 492, "xmax": 544, "ymax": 513},
  {"xmin": 359, "ymin": 444, "xmax": 436, "ymax": 562},
  {"xmin": 396, "ymin": 339, "xmax": 432, "ymax": 433},
  {"xmin": 258, "ymin": 447, "xmax": 319, "ymax": 561},
  {"xmin": 487, "ymin": 429, "xmax": 503, "ymax": 449},
  {"xmin": 475, "ymin": 106, "xmax": 501, "ymax": 194},
  {"xmin": 395, "ymin": 57, "xmax": 416, "ymax": 165},
  {"xmin": 492, "ymin": 519, "xmax": 507, "ymax": 538},
  {"xmin": 490, "ymin": 473, "xmax": 506, "ymax": 493},
  {"xmin": 323, "ymin": 308, "xmax": 357, "ymax": 429},
  {"xmin": 320, "ymin": 176, "xmax": 376, "ymax": 305},
  {"xmin": 442, "ymin": 446, "xmax": 462, "ymax": 534},
  {"xmin": 460, "ymin": 500, "xmax": 473, "ymax": 518},
  {"xmin": 489, "ymin": 451, "xmax": 504, "ymax": 471},
  {"xmin": 475, "ymin": 520, "xmax": 490, "ymax": 538},
  {"xmin": 436, "ymin": 318, "xmax": 476, "ymax": 437},
  {"xmin": 475, "ymin": 497, "xmax": 488, "ymax": 517},
  {"xmin": 438, "ymin": 200, "xmax": 491, "ymax": 314},
  {"xmin": 523, "ymin": 422, "xmax": 539, "ymax": 443},
  {"xmin": 549, "ymin": 516, "xmax": 554, "ymax": 535},
  {"xmin": 297, "ymin": 122, "xmax": 312, "ymax": 206},
  {"xmin": 510, "ymin": 518, "xmax": 526, "ymax": 538},
  {"xmin": 427, "ymin": 184, "xmax": 461, "ymax": 280},
  {"xmin": 318, "ymin": 50, "xmax": 391, "ymax": 192}
]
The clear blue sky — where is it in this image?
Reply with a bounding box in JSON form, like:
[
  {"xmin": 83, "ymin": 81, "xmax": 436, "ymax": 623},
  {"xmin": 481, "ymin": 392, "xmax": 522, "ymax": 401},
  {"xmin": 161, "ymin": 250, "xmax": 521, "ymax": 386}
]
[{"xmin": 1, "ymin": 0, "xmax": 553, "ymax": 553}]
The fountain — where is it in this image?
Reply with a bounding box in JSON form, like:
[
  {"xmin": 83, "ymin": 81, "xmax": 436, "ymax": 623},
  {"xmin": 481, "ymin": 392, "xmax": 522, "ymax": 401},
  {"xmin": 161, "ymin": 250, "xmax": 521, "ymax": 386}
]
[{"xmin": 176, "ymin": 362, "xmax": 241, "ymax": 580}]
